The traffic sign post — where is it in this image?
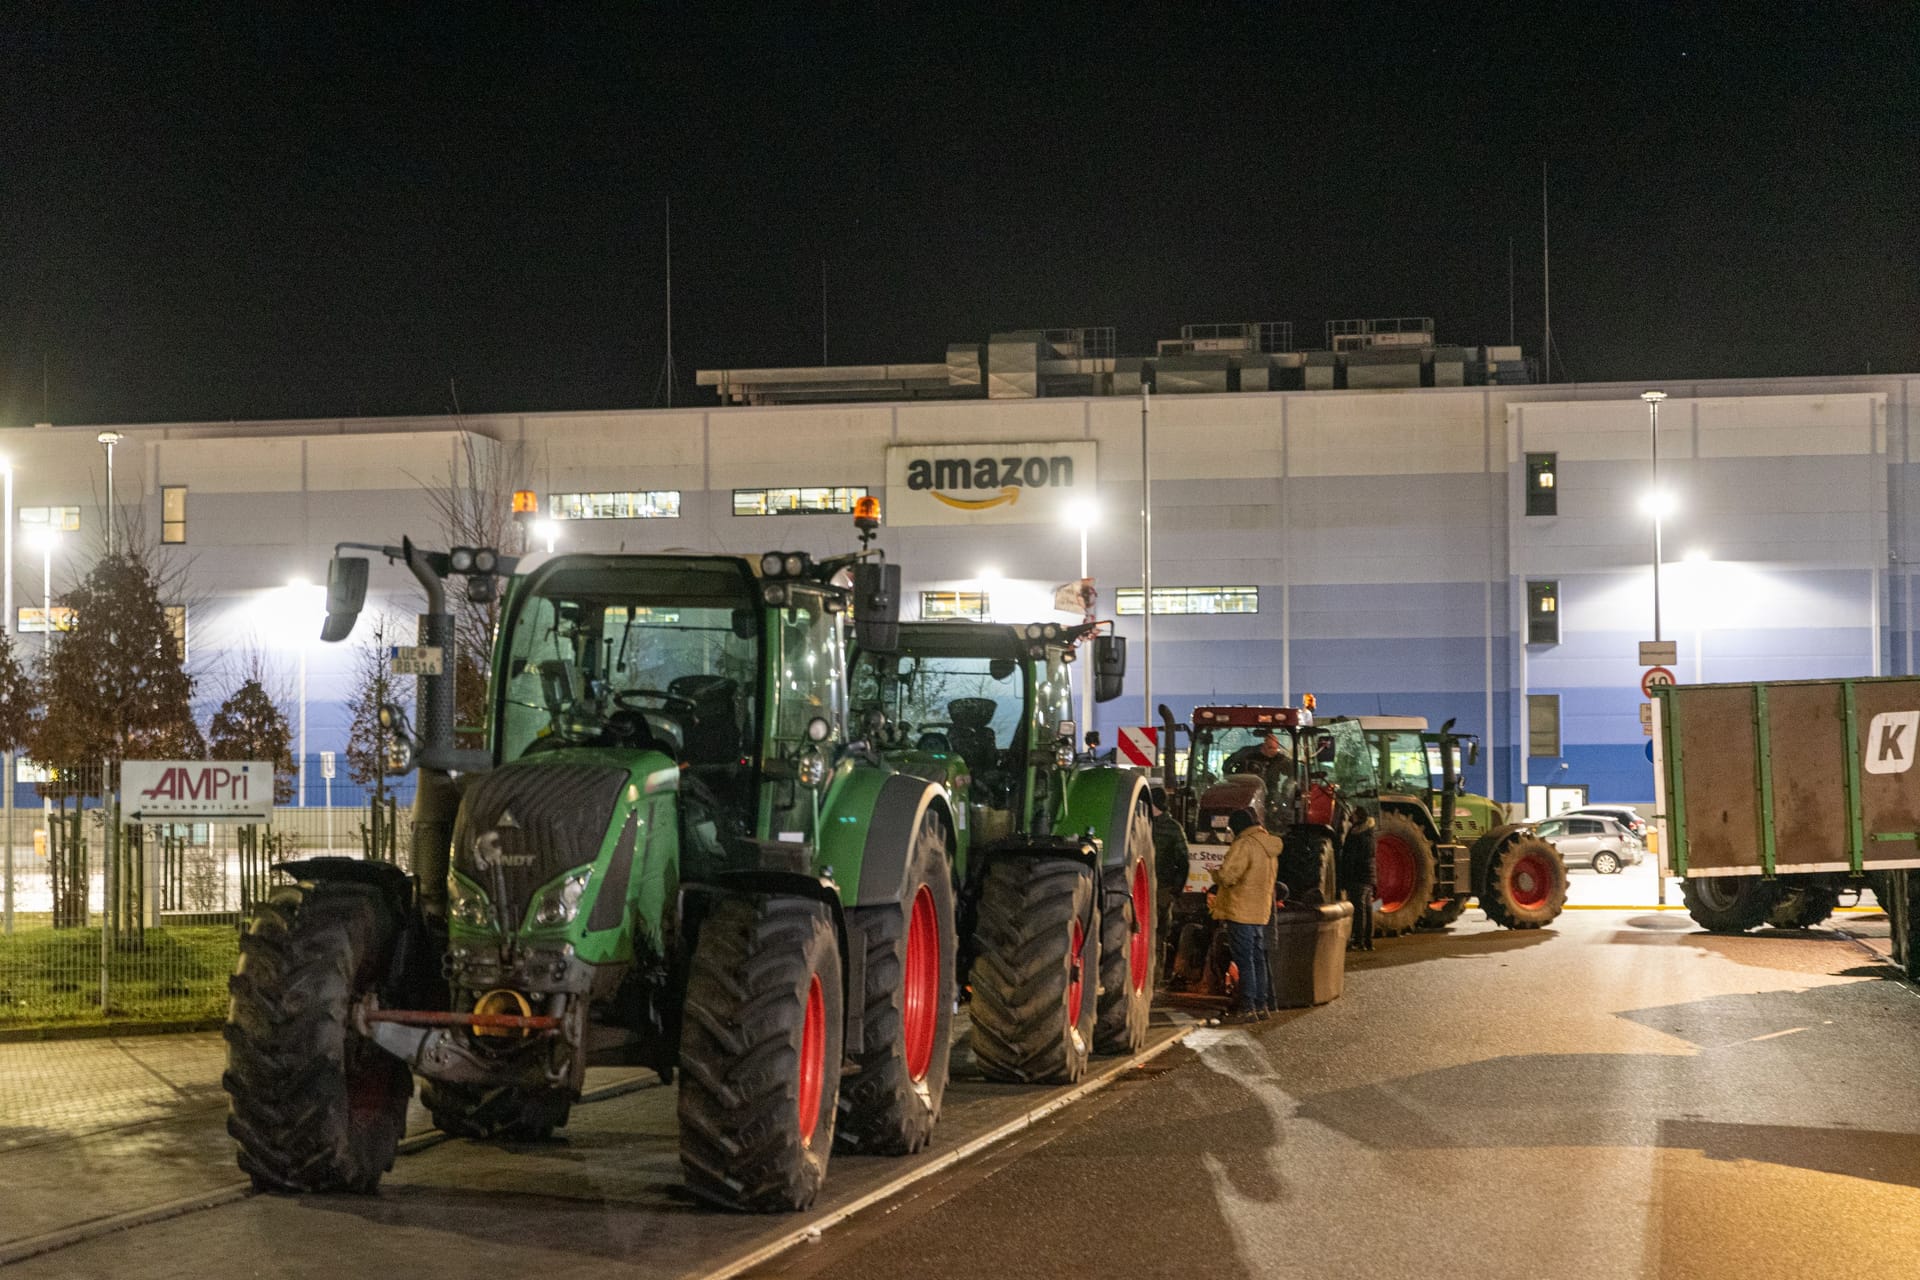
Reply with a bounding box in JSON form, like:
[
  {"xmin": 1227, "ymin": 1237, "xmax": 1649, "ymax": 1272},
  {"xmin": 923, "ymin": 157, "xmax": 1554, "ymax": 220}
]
[{"xmin": 1641, "ymin": 666, "xmax": 1677, "ymax": 698}]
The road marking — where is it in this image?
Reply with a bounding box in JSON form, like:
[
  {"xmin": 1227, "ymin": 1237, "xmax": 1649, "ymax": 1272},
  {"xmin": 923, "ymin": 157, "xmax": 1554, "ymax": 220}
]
[
  {"xmin": 695, "ymin": 1026, "xmax": 1197, "ymax": 1280},
  {"xmin": 1745, "ymin": 1026, "xmax": 1808, "ymax": 1043}
]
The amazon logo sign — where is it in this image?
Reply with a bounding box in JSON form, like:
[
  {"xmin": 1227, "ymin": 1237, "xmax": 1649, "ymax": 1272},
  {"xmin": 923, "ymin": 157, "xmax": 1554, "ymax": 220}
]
[{"xmin": 886, "ymin": 441, "xmax": 1096, "ymax": 526}]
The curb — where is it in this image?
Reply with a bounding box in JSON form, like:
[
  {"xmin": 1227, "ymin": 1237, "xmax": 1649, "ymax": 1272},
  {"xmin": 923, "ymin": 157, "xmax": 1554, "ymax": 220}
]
[{"xmin": 0, "ymin": 1018, "xmax": 225, "ymax": 1045}]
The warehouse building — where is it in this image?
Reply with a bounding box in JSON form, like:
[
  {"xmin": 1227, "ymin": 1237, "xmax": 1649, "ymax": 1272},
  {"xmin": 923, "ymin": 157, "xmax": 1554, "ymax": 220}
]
[{"xmin": 1, "ymin": 318, "xmax": 1911, "ymax": 809}]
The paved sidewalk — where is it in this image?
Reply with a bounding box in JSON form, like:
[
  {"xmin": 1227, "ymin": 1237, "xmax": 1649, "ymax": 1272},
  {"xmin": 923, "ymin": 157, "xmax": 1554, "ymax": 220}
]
[{"xmin": 0, "ymin": 1032, "xmax": 227, "ymax": 1152}]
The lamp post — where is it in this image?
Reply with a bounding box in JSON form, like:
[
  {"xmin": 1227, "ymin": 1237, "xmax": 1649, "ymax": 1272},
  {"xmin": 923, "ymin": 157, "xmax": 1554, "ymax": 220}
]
[
  {"xmin": 286, "ymin": 578, "xmax": 313, "ymax": 808},
  {"xmin": 2, "ymin": 458, "xmax": 11, "ymax": 935},
  {"xmin": 28, "ymin": 526, "xmax": 60, "ymax": 656},
  {"xmin": 97, "ymin": 432, "xmax": 124, "ymax": 555},
  {"xmin": 1641, "ymin": 391, "xmax": 1667, "ymax": 642},
  {"xmin": 1062, "ymin": 499, "xmax": 1097, "ymax": 735}
]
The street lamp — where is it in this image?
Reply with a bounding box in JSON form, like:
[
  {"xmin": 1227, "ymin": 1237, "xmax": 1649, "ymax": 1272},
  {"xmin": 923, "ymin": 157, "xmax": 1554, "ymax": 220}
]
[
  {"xmin": 284, "ymin": 578, "xmax": 318, "ymax": 807},
  {"xmin": 1061, "ymin": 499, "xmax": 1098, "ymax": 733},
  {"xmin": 97, "ymin": 432, "xmax": 124, "ymax": 555},
  {"xmin": 1641, "ymin": 391, "xmax": 1668, "ymax": 642},
  {"xmin": 26, "ymin": 525, "xmax": 62, "ymax": 655}
]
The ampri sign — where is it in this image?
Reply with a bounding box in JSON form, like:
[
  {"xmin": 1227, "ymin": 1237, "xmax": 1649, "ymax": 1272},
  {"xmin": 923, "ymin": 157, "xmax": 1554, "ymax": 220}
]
[
  {"xmin": 122, "ymin": 760, "xmax": 275, "ymax": 824},
  {"xmin": 885, "ymin": 441, "xmax": 1097, "ymax": 526}
]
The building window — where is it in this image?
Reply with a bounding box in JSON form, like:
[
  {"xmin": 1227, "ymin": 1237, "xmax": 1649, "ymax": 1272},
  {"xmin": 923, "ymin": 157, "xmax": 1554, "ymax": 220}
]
[
  {"xmin": 921, "ymin": 591, "xmax": 989, "ymax": 620},
  {"xmin": 1528, "ymin": 694, "xmax": 1561, "ymax": 757},
  {"xmin": 17, "ymin": 606, "xmax": 76, "ymax": 633},
  {"xmin": 161, "ymin": 486, "xmax": 187, "ymax": 543},
  {"xmin": 1527, "ymin": 581, "xmax": 1560, "ymax": 644},
  {"xmin": 733, "ymin": 486, "xmax": 869, "ymax": 517},
  {"xmin": 549, "ymin": 491, "xmax": 681, "ymax": 521},
  {"xmin": 15, "ymin": 757, "xmax": 52, "ymax": 784},
  {"xmin": 19, "ymin": 506, "xmax": 80, "ymax": 532},
  {"xmin": 1116, "ymin": 586, "xmax": 1259, "ymax": 616},
  {"xmin": 164, "ymin": 605, "xmax": 188, "ymax": 659},
  {"xmin": 1525, "ymin": 453, "xmax": 1557, "ymax": 517}
]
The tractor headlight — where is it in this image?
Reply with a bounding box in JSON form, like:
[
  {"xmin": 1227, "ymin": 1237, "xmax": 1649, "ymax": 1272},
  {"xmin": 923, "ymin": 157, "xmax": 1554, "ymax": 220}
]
[
  {"xmin": 783, "ymin": 552, "xmax": 807, "ymax": 577},
  {"xmin": 760, "ymin": 552, "xmax": 786, "ymax": 577},
  {"xmin": 1055, "ymin": 742, "xmax": 1075, "ymax": 768},
  {"xmin": 449, "ymin": 876, "xmax": 495, "ymax": 930},
  {"xmin": 529, "ymin": 869, "xmax": 594, "ymax": 928}
]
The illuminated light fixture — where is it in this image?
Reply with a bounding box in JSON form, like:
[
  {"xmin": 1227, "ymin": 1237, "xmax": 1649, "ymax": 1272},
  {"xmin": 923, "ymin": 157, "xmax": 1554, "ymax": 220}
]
[
  {"xmin": 1638, "ymin": 490, "xmax": 1677, "ymax": 519},
  {"xmin": 1684, "ymin": 548, "xmax": 1711, "ymax": 564}
]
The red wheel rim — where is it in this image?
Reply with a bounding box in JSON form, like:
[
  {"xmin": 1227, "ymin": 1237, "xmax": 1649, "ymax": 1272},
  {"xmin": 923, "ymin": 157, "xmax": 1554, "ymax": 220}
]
[
  {"xmin": 1128, "ymin": 859, "xmax": 1152, "ymax": 992},
  {"xmin": 1376, "ymin": 833, "xmax": 1415, "ymax": 912},
  {"xmin": 1067, "ymin": 919, "xmax": 1086, "ymax": 1021},
  {"xmin": 797, "ymin": 974, "xmax": 825, "ymax": 1145},
  {"xmin": 1509, "ymin": 853, "xmax": 1552, "ymax": 910},
  {"xmin": 903, "ymin": 884, "xmax": 939, "ymax": 1082}
]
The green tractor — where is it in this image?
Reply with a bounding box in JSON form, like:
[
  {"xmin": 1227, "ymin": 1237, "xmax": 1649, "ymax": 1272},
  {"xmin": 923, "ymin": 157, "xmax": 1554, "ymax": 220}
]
[
  {"xmin": 850, "ymin": 619, "xmax": 1156, "ymax": 1083},
  {"xmin": 222, "ymin": 512, "xmax": 970, "ymax": 1212},
  {"xmin": 1343, "ymin": 715, "xmax": 1567, "ymax": 934}
]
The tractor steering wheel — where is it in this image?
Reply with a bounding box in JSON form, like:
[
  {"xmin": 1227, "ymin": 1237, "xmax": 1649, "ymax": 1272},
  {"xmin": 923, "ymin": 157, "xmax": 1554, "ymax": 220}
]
[{"xmin": 612, "ymin": 688, "xmax": 699, "ymax": 715}]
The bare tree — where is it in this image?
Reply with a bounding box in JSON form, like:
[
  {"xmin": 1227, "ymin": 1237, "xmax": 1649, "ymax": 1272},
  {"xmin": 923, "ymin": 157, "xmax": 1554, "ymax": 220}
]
[
  {"xmin": 414, "ymin": 431, "xmax": 526, "ymax": 747},
  {"xmin": 345, "ymin": 611, "xmax": 412, "ymax": 794}
]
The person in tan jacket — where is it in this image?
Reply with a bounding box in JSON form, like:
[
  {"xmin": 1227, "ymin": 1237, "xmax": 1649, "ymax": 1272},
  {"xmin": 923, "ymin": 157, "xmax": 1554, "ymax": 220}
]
[{"xmin": 1211, "ymin": 808, "xmax": 1283, "ymax": 1019}]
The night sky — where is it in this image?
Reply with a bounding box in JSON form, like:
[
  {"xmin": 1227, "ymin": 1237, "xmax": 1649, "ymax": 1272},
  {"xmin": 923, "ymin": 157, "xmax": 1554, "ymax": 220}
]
[{"xmin": 1, "ymin": 4, "xmax": 1914, "ymax": 426}]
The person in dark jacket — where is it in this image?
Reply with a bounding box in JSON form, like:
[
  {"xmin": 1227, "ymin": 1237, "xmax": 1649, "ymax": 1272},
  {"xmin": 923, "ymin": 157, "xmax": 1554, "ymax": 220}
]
[
  {"xmin": 1149, "ymin": 786, "xmax": 1188, "ymax": 975},
  {"xmin": 1340, "ymin": 811, "xmax": 1378, "ymax": 951}
]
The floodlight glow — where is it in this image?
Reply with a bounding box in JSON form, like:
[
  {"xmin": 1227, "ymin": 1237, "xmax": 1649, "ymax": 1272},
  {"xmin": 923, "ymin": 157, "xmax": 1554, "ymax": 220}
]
[
  {"xmin": 530, "ymin": 519, "xmax": 561, "ymax": 552},
  {"xmin": 976, "ymin": 567, "xmax": 1002, "ymax": 583},
  {"xmin": 1684, "ymin": 548, "xmax": 1711, "ymax": 564},
  {"xmin": 26, "ymin": 525, "xmax": 61, "ymax": 553},
  {"xmin": 1061, "ymin": 498, "xmax": 1098, "ymax": 530},
  {"xmin": 1639, "ymin": 490, "xmax": 1677, "ymax": 519}
]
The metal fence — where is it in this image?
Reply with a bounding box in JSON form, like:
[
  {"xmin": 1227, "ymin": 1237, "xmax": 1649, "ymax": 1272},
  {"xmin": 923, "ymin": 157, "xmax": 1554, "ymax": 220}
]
[{"xmin": 0, "ymin": 786, "xmax": 412, "ymax": 1031}]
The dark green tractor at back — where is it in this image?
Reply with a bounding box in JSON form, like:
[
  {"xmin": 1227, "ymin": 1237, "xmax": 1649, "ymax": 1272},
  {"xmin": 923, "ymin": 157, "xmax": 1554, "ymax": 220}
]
[
  {"xmin": 222, "ymin": 515, "xmax": 969, "ymax": 1212},
  {"xmin": 850, "ymin": 619, "xmax": 1158, "ymax": 1082}
]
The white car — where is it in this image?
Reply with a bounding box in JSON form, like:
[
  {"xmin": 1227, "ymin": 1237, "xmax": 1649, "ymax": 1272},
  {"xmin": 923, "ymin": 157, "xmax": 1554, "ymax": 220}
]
[{"xmin": 1531, "ymin": 814, "xmax": 1645, "ymax": 875}]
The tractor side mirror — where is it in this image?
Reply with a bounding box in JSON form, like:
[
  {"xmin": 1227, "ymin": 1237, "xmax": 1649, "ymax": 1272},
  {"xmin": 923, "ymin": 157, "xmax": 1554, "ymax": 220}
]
[
  {"xmin": 321, "ymin": 556, "xmax": 369, "ymax": 643},
  {"xmin": 1092, "ymin": 635, "xmax": 1126, "ymax": 702},
  {"xmin": 1467, "ymin": 741, "xmax": 1480, "ymax": 767},
  {"xmin": 852, "ymin": 562, "xmax": 902, "ymax": 654}
]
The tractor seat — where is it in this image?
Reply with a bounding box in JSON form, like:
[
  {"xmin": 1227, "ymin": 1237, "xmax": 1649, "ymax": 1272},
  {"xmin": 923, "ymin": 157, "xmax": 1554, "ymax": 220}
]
[
  {"xmin": 947, "ymin": 697, "xmax": 1001, "ymax": 779},
  {"xmin": 668, "ymin": 675, "xmax": 743, "ymax": 765}
]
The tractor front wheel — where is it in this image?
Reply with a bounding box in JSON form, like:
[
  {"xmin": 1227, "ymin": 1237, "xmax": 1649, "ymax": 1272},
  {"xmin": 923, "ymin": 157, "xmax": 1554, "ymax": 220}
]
[
  {"xmin": 1481, "ymin": 835, "xmax": 1568, "ymax": 929},
  {"xmin": 969, "ymin": 856, "xmax": 1098, "ymax": 1084},
  {"xmin": 1094, "ymin": 800, "xmax": 1156, "ymax": 1055},
  {"xmin": 1417, "ymin": 897, "xmax": 1469, "ymax": 930},
  {"xmin": 838, "ymin": 809, "xmax": 956, "ymax": 1155},
  {"xmin": 423, "ymin": 1081, "xmax": 573, "ymax": 1142},
  {"xmin": 223, "ymin": 882, "xmax": 413, "ymax": 1194},
  {"xmin": 678, "ymin": 894, "xmax": 844, "ymax": 1212},
  {"xmin": 1372, "ymin": 815, "xmax": 1437, "ymax": 936},
  {"xmin": 1681, "ymin": 875, "xmax": 1778, "ymax": 934}
]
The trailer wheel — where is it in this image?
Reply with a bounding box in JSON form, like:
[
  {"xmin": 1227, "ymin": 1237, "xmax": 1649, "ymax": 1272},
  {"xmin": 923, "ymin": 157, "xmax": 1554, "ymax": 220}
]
[
  {"xmin": 969, "ymin": 856, "xmax": 1098, "ymax": 1084},
  {"xmin": 1767, "ymin": 886, "xmax": 1840, "ymax": 930},
  {"xmin": 1417, "ymin": 897, "xmax": 1469, "ymax": 930},
  {"xmin": 678, "ymin": 894, "xmax": 843, "ymax": 1212},
  {"xmin": 1372, "ymin": 815, "xmax": 1436, "ymax": 936},
  {"xmin": 1480, "ymin": 835, "xmax": 1568, "ymax": 929},
  {"xmin": 422, "ymin": 1081, "xmax": 572, "ymax": 1141},
  {"xmin": 224, "ymin": 882, "xmax": 412, "ymax": 1194},
  {"xmin": 1094, "ymin": 800, "xmax": 1155, "ymax": 1055},
  {"xmin": 1680, "ymin": 876, "xmax": 1778, "ymax": 934},
  {"xmin": 837, "ymin": 809, "xmax": 956, "ymax": 1155}
]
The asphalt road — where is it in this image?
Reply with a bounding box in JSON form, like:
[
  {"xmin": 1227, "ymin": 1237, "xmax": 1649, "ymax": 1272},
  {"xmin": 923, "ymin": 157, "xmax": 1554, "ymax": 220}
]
[{"xmin": 6, "ymin": 911, "xmax": 1917, "ymax": 1280}]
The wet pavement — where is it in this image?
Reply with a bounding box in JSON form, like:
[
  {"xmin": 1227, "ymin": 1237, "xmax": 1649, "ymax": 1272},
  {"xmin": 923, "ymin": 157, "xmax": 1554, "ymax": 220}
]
[{"xmin": 2, "ymin": 910, "xmax": 1915, "ymax": 1279}]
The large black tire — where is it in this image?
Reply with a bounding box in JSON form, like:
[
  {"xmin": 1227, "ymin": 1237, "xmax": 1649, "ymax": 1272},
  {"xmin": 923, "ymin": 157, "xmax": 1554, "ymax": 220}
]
[
  {"xmin": 1417, "ymin": 897, "xmax": 1469, "ymax": 930},
  {"xmin": 1480, "ymin": 835, "xmax": 1569, "ymax": 929},
  {"xmin": 969, "ymin": 856, "xmax": 1098, "ymax": 1084},
  {"xmin": 1681, "ymin": 875, "xmax": 1779, "ymax": 934},
  {"xmin": 224, "ymin": 882, "xmax": 413, "ymax": 1194},
  {"xmin": 422, "ymin": 1080, "xmax": 573, "ymax": 1141},
  {"xmin": 1372, "ymin": 814, "xmax": 1436, "ymax": 937},
  {"xmin": 1094, "ymin": 800, "xmax": 1155, "ymax": 1055},
  {"xmin": 837, "ymin": 809, "xmax": 956, "ymax": 1155},
  {"xmin": 1767, "ymin": 885, "xmax": 1840, "ymax": 930},
  {"xmin": 678, "ymin": 895, "xmax": 844, "ymax": 1212},
  {"xmin": 1172, "ymin": 921, "xmax": 1212, "ymax": 990}
]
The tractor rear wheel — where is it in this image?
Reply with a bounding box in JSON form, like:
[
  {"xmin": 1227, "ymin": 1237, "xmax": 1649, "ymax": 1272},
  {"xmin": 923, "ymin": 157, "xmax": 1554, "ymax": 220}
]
[
  {"xmin": 1481, "ymin": 835, "xmax": 1568, "ymax": 929},
  {"xmin": 837, "ymin": 809, "xmax": 956, "ymax": 1155},
  {"xmin": 1372, "ymin": 815, "xmax": 1436, "ymax": 936},
  {"xmin": 969, "ymin": 856, "xmax": 1098, "ymax": 1084},
  {"xmin": 1767, "ymin": 885, "xmax": 1840, "ymax": 930},
  {"xmin": 1681, "ymin": 875, "xmax": 1778, "ymax": 934},
  {"xmin": 678, "ymin": 894, "xmax": 844, "ymax": 1212},
  {"xmin": 1417, "ymin": 897, "xmax": 1469, "ymax": 929},
  {"xmin": 1094, "ymin": 800, "xmax": 1156, "ymax": 1055},
  {"xmin": 224, "ymin": 882, "xmax": 413, "ymax": 1194},
  {"xmin": 422, "ymin": 1081, "xmax": 572, "ymax": 1141}
]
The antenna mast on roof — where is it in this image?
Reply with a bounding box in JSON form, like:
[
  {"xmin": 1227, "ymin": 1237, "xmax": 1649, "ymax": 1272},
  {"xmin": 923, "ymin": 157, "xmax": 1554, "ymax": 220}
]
[
  {"xmin": 1541, "ymin": 161, "xmax": 1551, "ymax": 384},
  {"xmin": 654, "ymin": 197, "xmax": 676, "ymax": 408}
]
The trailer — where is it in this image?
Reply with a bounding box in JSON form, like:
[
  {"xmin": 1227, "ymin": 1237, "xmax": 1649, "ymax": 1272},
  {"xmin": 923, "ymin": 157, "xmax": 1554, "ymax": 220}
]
[{"xmin": 1651, "ymin": 676, "xmax": 1915, "ymax": 950}]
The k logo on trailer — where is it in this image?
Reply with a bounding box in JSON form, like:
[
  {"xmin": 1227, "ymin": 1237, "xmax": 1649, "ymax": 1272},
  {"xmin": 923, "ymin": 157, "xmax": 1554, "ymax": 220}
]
[{"xmin": 1864, "ymin": 711, "xmax": 1920, "ymax": 775}]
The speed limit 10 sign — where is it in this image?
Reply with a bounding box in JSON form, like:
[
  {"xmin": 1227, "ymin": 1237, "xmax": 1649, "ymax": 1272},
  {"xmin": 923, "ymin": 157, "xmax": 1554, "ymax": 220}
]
[{"xmin": 1641, "ymin": 666, "xmax": 1677, "ymax": 697}]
